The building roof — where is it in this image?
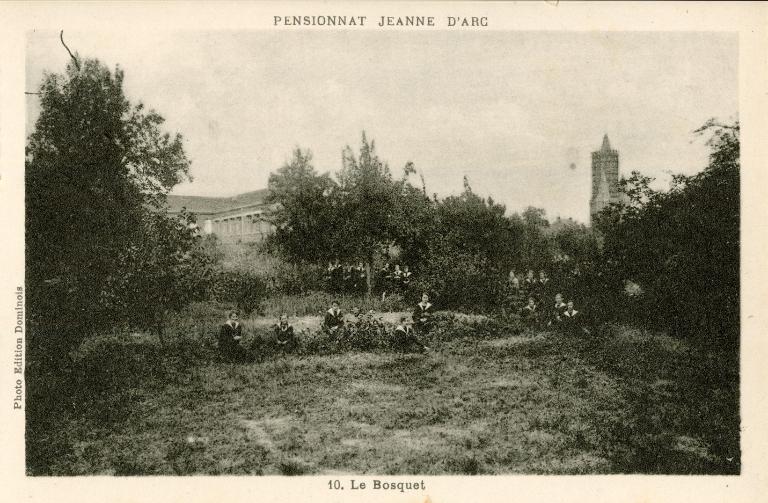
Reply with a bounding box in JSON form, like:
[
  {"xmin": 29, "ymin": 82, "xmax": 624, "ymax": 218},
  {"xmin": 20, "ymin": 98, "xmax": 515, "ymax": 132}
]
[
  {"xmin": 601, "ymin": 134, "xmax": 612, "ymax": 151},
  {"xmin": 166, "ymin": 189, "xmax": 269, "ymax": 215}
]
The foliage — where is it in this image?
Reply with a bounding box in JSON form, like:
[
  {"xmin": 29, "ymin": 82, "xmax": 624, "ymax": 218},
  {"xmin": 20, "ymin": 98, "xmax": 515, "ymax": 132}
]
[
  {"xmin": 267, "ymin": 133, "xmax": 434, "ymax": 296},
  {"xmin": 260, "ymin": 291, "xmax": 406, "ymax": 318},
  {"xmin": 221, "ymin": 242, "xmax": 327, "ymax": 295},
  {"xmin": 266, "ymin": 148, "xmax": 338, "ymax": 262},
  {"xmin": 212, "ymin": 270, "xmax": 268, "ymax": 316},
  {"xmin": 432, "ymin": 180, "xmax": 524, "ymax": 272},
  {"xmin": 102, "ymin": 209, "xmax": 218, "ymax": 343},
  {"xmin": 26, "ymin": 56, "xmax": 191, "ymax": 353},
  {"xmin": 412, "ymin": 239, "xmax": 505, "ymax": 312},
  {"xmin": 266, "ymin": 134, "xmax": 575, "ymax": 311},
  {"xmin": 594, "ymin": 120, "xmax": 739, "ymax": 343}
]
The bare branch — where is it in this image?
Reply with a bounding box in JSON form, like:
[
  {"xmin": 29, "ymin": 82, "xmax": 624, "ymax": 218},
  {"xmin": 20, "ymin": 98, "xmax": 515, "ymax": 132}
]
[{"xmin": 60, "ymin": 30, "xmax": 80, "ymax": 71}]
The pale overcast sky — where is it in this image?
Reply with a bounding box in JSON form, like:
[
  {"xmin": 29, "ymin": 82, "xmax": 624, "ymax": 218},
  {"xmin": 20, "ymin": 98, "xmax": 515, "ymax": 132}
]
[{"xmin": 26, "ymin": 30, "xmax": 737, "ymax": 223}]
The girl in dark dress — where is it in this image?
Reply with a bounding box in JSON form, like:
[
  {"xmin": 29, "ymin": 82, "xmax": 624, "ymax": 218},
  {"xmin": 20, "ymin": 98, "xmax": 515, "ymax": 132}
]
[{"xmin": 275, "ymin": 314, "xmax": 297, "ymax": 352}]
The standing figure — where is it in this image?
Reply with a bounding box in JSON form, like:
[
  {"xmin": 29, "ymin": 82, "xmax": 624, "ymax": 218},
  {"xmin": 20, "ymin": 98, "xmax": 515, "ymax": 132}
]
[
  {"xmin": 323, "ymin": 301, "xmax": 344, "ymax": 335},
  {"xmin": 275, "ymin": 314, "xmax": 297, "ymax": 353},
  {"xmin": 325, "ymin": 261, "xmax": 334, "ymax": 291},
  {"xmin": 339, "ymin": 264, "xmax": 349, "ymax": 293},
  {"xmin": 538, "ymin": 270, "xmax": 552, "ymax": 303},
  {"xmin": 505, "ymin": 269, "xmax": 523, "ymax": 313},
  {"xmin": 413, "ymin": 293, "xmax": 435, "ymax": 334},
  {"xmin": 393, "ymin": 264, "xmax": 403, "ymax": 288},
  {"xmin": 394, "ymin": 316, "xmax": 428, "ymax": 353},
  {"xmin": 548, "ymin": 293, "xmax": 567, "ymax": 326},
  {"xmin": 523, "ymin": 269, "xmax": 538, "ymax": 300},
  {"xmin": 401, "ymin": 265, "xmax": 413, "ymax": 292},
  {"xmin": 380, "ymin": 262, "xmax": 392, "ymax": 300},
  {"xmin": 330, "ymin": 259, "xmax": 343, "ymax": 293},
  {"xmin": 218, "ymin": 310, "xmax": 249, "ymax": 362},
  {"xmin": 508, "ymin": 269, "xmax": 520, "ymax": 290},
  {"xmin": 520, "ymin": 297, "xmax": 539, "ymax": 330},
  {"xmin": 355, "ymin": 262, "xmax": 366, "ymax": 293}
]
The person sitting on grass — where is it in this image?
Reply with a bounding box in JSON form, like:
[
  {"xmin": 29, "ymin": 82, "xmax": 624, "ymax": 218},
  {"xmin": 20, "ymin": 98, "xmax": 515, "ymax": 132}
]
[
  {"xmin": 520, "ymin": 296, "xmax": 539, "ymax": 329},
  {"xmin": 274, "ymin": 314, "xmax": 297, "ymax": 353},
  {"xmin": 323, "ymin": 300, "xmax": 344, "ymax": 335},
  {"xmin": 562, "ymin": 300, "xmax": 590, "ymax": 335},
  {"xmin": 412, "ymin": 293, "xmax": 435, "ymax": 334},
  {"xmin": 217, "ymin": 310, "xmax": 249, "ymax": 362},
  {"xmin": 348, "ymin": 306, "xmax": 362, "ymax": 324},
  {"xmin": 548, "ymin": 293, "xmax": 567, "ymax": 326},
  {"xmin": 394, "ymin": 316, "xmax": 428, "ymax": 353}
]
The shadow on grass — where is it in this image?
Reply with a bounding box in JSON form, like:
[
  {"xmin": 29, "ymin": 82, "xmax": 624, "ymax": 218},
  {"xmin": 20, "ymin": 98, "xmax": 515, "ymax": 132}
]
[{"xmin": 539, "ymin": 325, "xmax": 740, "ymax": 474}]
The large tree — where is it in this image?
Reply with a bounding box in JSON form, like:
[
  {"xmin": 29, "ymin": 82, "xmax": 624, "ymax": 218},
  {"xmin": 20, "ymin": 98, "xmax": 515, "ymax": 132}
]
[
  {"xmin": 335, "ymin": 133, "xmax": 404, "ymax": 294},
  {"xmin": 26, "ymin": 56, "xmax": 191, "ymax": 353},
  {"xmin": 268, "ymin": 134, "xmax": 427, "ymax": 297},
  {"xmin": 266, "ymin": 148, "xmax": 338, "ymax": 262}
]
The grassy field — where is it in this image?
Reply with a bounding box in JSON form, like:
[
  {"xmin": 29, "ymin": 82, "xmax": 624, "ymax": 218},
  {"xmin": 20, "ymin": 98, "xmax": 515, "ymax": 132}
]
[{"xmin": 26, "ymin": 311, "xmax": 739, "ymax": 475}]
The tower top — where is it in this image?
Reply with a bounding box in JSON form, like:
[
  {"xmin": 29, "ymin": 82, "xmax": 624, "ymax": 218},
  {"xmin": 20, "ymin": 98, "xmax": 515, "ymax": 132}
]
[{"xmin": 600, "ymin": 134, "xmax": 612, "ymax": 152}]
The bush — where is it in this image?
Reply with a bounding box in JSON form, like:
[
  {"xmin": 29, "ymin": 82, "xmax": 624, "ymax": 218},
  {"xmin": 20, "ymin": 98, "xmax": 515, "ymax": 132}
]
[
  {"xmin": 424, "ymin": 312, "xmax": 522, "ymax": 344},
  {"xmin": 412, "ymin": 247, "xmax": 505, "ymax": 313},
  {"xmin": 212, "ymin": 271, "xmax": 267, "ymax": 316},
  {"xmin": 261, "ymin": 291, "xmax": 407, "ymax": 318},
  {"xmin": 220, "ymin": 242, "xmax": 326, "ymax": 295}
]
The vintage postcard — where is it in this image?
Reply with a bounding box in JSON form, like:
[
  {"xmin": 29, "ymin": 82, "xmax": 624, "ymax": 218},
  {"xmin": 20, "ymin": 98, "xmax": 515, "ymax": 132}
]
[{"xmin": 1, "ymin": 1, "xmax": 766, "ymax": 502}]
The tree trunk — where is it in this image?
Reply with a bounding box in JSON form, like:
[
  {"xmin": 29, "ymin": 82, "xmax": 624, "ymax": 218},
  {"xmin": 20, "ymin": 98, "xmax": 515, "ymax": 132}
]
[
  {"xmin": 156, "ymin": 314, "xmax": 166, "ymax": 348},
  {"xmin": 365, "ymin": 260, "xmax": 372, "ymax": 300}
]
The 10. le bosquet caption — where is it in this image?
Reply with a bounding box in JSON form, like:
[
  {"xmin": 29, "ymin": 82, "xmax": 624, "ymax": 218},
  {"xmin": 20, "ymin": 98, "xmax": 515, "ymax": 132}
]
[
  {"xmin": 274, "ymin": 15, "xmax": 489, "ymax": 28},
  {"xmin": 328, "ymin": 479, "xmax": 427, "ymax": 493}
]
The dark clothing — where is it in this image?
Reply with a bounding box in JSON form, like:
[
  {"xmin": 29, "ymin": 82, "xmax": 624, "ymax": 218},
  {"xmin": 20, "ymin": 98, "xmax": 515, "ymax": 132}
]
[
  {"xmin": 323, "ymin": 308, "xmax": 344, "ymax": 333},
  {"xmin": 412, "ymin": 302, "xmax": 434, "ymax": 333},
  {"xmin": 218, "ymin": 321, "xmax": 248, "ymax": 362},
  {"xmin": 394, "ymin": 326, "xmax": 425, "ymax": 352},
  {"xmin": 550, "ymin": 302, "xmax": 567, "ymax": 325},
  {"xmin": 537, "ymin": 278, "xmax": 552, "ymax": 302},
  {"xmin": 275, "ymin": 324, "xmax": 297, "ymax": 351},
  {"xmin": 562, "ymin": 309, "xmax": 583, "ymax": 334},
  {"xmin": 520, "ymin": 304, "xmax": 539, "ymax": 328},
  {"xmin": 523, "ymin": 277, "xmax": 538, "ymax": 292},
  {"xmin": 330, "ymin": 265, "xmax": 343, "ymax": 293}
]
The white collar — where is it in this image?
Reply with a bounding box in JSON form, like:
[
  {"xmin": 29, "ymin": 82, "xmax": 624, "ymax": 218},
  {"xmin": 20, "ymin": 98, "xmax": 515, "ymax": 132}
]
[
  {"xmin": 227, "ymin": 320, "xmax": 239, "ymax": 327},
  {"xmin": 328, "ymin": 308, "xmax": 339, "ymax": 315},
  {"xmin": 419, "ymin": 302, "xmax": 431, "ymax": 309},
  {"xmin": 565, "ymin": 310, "xmax": 578, "ymax": 316}
]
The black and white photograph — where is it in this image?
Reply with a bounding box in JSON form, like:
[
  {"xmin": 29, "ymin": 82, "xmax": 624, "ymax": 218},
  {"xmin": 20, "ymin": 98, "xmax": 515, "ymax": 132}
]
[{"xmin": 2, "ymin": 1, "xmax": 767, "ymax": 502}]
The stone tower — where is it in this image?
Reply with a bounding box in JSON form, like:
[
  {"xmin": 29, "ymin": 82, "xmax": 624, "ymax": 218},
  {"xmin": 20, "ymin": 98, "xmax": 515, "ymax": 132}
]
[{"xmin": 590, "ymin": 134, "xmax": 620, "ymax": 225}]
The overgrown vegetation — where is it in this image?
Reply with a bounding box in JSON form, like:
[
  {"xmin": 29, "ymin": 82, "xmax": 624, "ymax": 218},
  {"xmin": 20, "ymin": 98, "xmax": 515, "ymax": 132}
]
[
  {"xmin": 25, "ymin": 51, "xmax": 739, "ymax": 475},
  {"xmin": 592, "ymin": 122, "xmax": 740, "ymax": 344}
]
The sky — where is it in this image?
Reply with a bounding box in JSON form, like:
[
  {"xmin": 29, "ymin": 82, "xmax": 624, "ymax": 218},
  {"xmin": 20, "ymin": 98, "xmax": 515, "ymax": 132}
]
[{"xmin": 26, "ymin": 30, "xmax": 737, "ymax": 223}]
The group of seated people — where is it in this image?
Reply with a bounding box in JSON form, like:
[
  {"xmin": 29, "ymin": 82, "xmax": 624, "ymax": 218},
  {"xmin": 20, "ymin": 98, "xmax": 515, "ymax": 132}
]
[
  {"xmin": 378, "ymin": 262, "xmax": 413, "ymax": 298},
  {"xmin": 519, "ymin": 292, "xmax": 587, "ymax": 334},
  {"xmin": 217, "ymin": 274, "xmax": 590, "ymax": 361},
  {"xmin": 217, "ymin": 293, "xmax": 436, "ymax": 361},
  {"xmin": 323, "ymin": 293, "xmax": 433, "ymax": 352}
]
